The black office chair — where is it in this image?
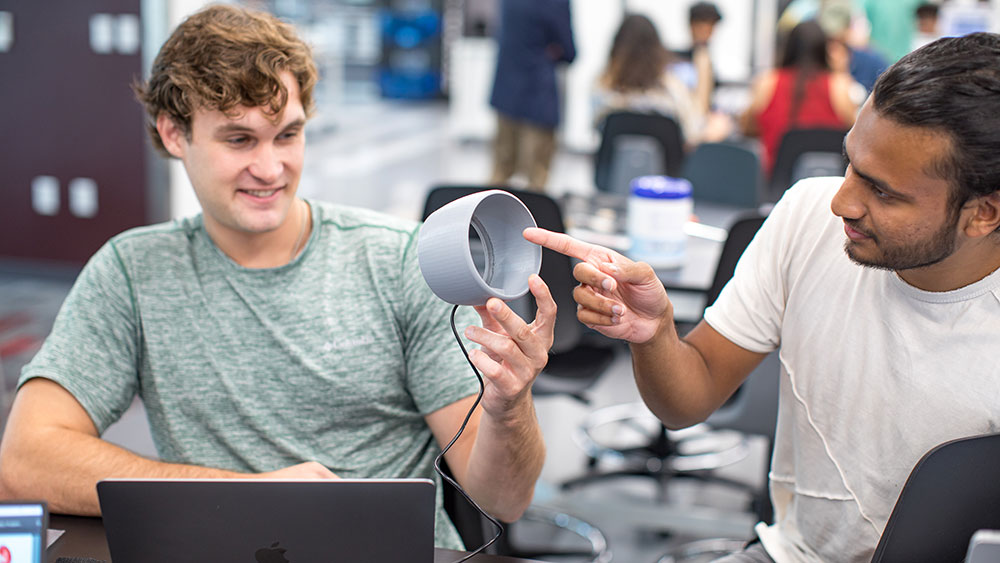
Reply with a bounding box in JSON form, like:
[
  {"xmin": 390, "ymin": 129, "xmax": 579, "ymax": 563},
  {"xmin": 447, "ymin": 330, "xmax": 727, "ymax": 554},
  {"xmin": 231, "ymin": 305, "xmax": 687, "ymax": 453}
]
[
  {"xmin": 563, "ymin": 212, "xmax": 777, "ymax": 526},
  {"xmin": 421, "ymin": 185, "xmax": 621, "ymax": 404},
  {"xmin": 871, "ymin": 432, "xmax": 1000, "ymax": 563},
  {"xmin": 682, "ymin": 140, "xmax": 763, "ymax": 208},
  {"xmin": 594, "ymin": 112, "xmax": 686, "ymax": 195},
  {"xmin": 767, "ymin": 128, "xmax": 848, "ymax": 203}
]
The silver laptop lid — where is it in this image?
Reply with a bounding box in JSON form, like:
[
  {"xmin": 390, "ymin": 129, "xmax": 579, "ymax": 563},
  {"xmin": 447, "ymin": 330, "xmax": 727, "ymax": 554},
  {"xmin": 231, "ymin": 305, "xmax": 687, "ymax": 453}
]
[{"xmin": 97, "ymin": 478, "xmax": 435, "ymax": 563}]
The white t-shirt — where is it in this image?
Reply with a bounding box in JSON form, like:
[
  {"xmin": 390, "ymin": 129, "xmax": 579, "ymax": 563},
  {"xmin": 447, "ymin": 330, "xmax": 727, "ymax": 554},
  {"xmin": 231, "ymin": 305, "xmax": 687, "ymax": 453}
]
[{"xmin": 704, "ymin": 177, "xmax": 1000, "ymax": 563}]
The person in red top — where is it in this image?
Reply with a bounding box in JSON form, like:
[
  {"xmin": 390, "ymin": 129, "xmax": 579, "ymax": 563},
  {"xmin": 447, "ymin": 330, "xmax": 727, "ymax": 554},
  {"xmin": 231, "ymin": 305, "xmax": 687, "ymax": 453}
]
[{"xmin": 741, "ymin": 20, "xmax": 859, "ymax": 174}]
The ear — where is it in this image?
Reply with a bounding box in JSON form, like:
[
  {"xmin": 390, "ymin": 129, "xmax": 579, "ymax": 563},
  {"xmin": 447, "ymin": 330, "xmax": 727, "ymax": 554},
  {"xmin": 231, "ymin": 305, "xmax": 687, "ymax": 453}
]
[
  {"xmin": 156, "ymin": 113, "xmax": 187, "ymax": 159},
  {"xmin": 963, "ymin": 191, "xmax": 1000, "ymax": 239}
]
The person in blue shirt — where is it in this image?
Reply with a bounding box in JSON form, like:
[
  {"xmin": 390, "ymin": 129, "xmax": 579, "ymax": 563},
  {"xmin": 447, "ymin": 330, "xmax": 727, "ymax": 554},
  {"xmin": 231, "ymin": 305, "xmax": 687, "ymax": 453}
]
[{"xmin": 488, "ymin": 0, "xmax": 575, "ymax": 192}]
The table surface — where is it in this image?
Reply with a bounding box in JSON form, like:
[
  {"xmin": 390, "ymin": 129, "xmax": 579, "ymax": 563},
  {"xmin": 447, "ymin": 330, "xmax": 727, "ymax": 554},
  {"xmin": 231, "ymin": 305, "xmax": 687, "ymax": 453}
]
[{"xmin": 47, "ymin": 514, "xmax": 544, "ymax": 563}]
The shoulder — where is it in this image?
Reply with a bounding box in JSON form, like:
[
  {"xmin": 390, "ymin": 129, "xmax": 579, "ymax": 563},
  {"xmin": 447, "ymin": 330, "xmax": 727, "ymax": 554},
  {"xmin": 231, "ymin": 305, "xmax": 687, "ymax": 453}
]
[
  {"xmin": 315, "ymin": 201, "xmax": 418, "ymax": 236},
  {"xmin": 747, "ymin": 70, "xmax": 780, "ymax": 110},
  {"xmin": 827, "ymin": 71, "xmax": 854, "ymax": 89},
  {"xmin": 767, "ymin": 177, "xmax": 843, "ymax": 243},
  {"xmin": 96, "ymin": 218, "xmax": 196, "ymax": 270},
  {"xmin": 313, "ymin": 201, "xmax": 420, "ymax": 254},
  {"xmin": 753, "ymin": 71, "xmax": 781, "ymax": 97},
  {"xmin": 110, "ymin": 217, "xmax": 196, "ymax": 251}
]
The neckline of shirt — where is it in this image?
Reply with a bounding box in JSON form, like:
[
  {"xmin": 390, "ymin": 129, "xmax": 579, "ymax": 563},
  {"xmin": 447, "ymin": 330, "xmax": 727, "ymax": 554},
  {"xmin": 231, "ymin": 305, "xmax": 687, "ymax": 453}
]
[
  {"xmin": 197, "ymin": 200, "xmax": 320, "ymax": 274},
  {"xmin": 890, "ymin": 263, "xmax": 1000, "ymax": 304}
]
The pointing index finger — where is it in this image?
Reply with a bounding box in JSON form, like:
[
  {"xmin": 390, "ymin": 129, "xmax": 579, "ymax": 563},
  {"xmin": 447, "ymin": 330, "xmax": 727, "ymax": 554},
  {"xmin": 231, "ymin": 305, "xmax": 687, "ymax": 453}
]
[{"xmin": 523, "ymin": 227, "xmax": 601, "ymax": 262}]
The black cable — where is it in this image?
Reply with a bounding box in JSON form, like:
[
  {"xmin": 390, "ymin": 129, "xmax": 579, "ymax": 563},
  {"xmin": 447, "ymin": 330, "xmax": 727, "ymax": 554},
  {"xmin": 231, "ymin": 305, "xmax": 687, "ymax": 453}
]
[{"xmin": 434, "ymin": 304, "xmax": 504, "ymax": 562}]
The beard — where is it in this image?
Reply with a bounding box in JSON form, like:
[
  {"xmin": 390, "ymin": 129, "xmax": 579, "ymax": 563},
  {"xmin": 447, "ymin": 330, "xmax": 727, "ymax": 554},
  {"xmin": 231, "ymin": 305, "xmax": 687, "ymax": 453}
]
[{"xmin": 843, "ymin": 210, "xmax": 960, "ymax": 272}]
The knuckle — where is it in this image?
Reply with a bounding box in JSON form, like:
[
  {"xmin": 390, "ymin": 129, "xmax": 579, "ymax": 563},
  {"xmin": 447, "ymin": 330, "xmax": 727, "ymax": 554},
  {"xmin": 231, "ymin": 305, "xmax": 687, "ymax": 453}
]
[{"xmin": 515, "ymin": 324, "xmax": 533, "ymax": 341}]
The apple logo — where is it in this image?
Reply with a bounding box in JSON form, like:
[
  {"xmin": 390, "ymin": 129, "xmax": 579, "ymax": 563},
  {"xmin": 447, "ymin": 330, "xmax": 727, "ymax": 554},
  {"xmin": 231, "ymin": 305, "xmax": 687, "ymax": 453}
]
[
  {"xmin": 0, "ymin": 545, "xmax": 10, "ymax": 563},
  {"xmin": 255, "ymin": 541, "xmax": 290, "ymax": 563}
]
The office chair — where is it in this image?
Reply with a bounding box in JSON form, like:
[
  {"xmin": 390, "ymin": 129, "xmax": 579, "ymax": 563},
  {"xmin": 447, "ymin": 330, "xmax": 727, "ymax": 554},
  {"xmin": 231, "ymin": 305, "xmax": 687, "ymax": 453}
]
[
  {"xmin": 767, "ymin": 128, "xmax": 848, "ymax": 203},
  {"xmin": 562, "ymin": 212, "xmax": 777, "ymax": 525},
  {"xmin": 594, "ymin": 112, "xmax": 686, "ymax": 195},
  {"xmin": 871, "ymin": 432, "xmax": 1000, "ymax": 563},
  {"xmin": 421, "ymin": 185, "xmax": 620, "ymax": 404},
  {"xmin": 681, "ymin": 140, "xmax": 763, "ymax": 208}
]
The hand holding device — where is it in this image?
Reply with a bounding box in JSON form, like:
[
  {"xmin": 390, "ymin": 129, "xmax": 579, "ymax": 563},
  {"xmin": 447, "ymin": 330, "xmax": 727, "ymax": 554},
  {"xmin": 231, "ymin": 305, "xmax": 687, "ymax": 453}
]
[{"xmin": 417, "ymin": 191, "xmax": 556, "ymax": 562}]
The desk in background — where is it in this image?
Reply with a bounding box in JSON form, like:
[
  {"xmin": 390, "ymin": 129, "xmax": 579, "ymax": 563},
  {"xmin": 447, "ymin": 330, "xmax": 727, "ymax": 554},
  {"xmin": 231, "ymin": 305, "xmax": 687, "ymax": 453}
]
[{"xmin": 47, "ymin": 515, "xmax": 544, "ymax": 563}]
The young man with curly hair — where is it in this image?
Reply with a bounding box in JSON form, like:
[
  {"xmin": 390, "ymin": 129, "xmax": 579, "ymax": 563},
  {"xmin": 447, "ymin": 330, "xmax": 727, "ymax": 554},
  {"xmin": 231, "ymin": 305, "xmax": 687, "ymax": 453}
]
[{"xmin": 0, "ymin": 5, "xmax": 554, "ymax": 550}]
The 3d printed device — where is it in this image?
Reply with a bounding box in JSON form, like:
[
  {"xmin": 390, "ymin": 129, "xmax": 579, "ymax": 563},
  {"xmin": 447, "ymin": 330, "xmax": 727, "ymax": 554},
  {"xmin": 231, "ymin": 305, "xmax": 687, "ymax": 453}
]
[{"xmin": 417, "ymin": 190, "xmax": 541, "ymax": 306}]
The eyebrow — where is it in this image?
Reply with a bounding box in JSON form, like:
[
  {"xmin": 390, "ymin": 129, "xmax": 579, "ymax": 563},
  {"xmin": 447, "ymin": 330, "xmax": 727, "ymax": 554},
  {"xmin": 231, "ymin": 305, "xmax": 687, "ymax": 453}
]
[
  {"xmin": 842, "ymin": 137, "xmax": 908, "ymax": 199},
  {"xmin": 214, "ymin": 117, "xmax": 306, "ymax": 136}
]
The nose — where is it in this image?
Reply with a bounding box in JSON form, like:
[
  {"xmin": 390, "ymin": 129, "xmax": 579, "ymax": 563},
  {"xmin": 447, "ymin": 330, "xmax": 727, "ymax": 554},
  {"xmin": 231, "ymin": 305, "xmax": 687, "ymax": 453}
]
[
  {"xmin": 830, "ymin": 169, "xmax": 864, "ymax": 221},
  {"xmin": 247, "ymin": 143, "xmax": 283, "ymax": 184}
]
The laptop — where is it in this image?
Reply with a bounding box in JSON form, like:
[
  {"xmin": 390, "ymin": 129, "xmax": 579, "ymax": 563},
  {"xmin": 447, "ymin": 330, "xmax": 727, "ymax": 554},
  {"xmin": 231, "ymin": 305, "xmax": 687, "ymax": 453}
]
[
  {"xmin": 966, "ymin": 529, "xmax": 1000, "ymax": 563},
  {"xmin": 97, "ymin": 478, "xmax": 435, "ymax": 563},
  {"xmin": 0, "ymin": 501, "xmax": 46, "ymax": 563}
]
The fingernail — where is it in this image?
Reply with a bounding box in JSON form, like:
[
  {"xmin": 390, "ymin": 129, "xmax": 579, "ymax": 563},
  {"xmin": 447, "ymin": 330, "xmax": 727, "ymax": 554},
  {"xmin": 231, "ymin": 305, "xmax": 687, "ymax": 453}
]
[
  {"xmin": 464, "ymin": 327, "xmax": 475, "ymax": 338},
  {"xmin": 611, "ymin": 315, "xmax": 621, "ymax": 325},
  {"xmin": 606, "ymin": 263, "xmax": 619, "ymax": 274},
  {"xmin": 612, "ymin": 305, "xmax": 623, "ymax": 315},
  {"xmin": 601, "ymin": 278, "xmax": 614, "ymax": 291},
  {"xmin": 487, "ymin": 300, "xmax": 501, "ymax": 313}
]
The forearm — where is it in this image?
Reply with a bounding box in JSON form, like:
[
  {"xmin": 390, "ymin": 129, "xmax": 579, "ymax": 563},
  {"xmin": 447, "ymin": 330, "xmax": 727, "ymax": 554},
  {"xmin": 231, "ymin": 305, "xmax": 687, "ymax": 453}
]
[
  {"xmin": 692, "ymin": 47, "xmax": 714, "ymax": 115},
  {"xmin": 629, "ymin": 320, "xmax": 729, "ymax": 429},
  {"xmin": 464, "ymin": 397, "xmax": 545, "ymax": 522},
  {"xmin": 0, "ymin": 426, "xmax": 243, "ymax": 515}
]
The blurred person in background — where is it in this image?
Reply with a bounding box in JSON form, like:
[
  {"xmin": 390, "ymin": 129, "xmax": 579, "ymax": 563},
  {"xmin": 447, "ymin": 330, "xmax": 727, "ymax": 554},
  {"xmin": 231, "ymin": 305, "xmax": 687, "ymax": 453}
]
[
  {"xmin": 818, "ymin": 1, "xmax": 889, "ymax": 95},
  {"xmin": 860, "ymin": 0, "xmax": 926, "ymax": 62},
  {"xmin": 673, "ymin": 1, "xmax": 723, "ymax": 101},
  {"xmin": 594, "ymin": 13, "xmax": 730, "ymax": 149},
  {"xmin": 912, "ymin": 2, "xmax": 942, "ymax": 51},
  {"xmin": 488, "ymin": 0, "xmax": 575, "ymax": 192},
  {"xmin": 740, "ymin": 20, "xmax": 859, "ymax": 175}
]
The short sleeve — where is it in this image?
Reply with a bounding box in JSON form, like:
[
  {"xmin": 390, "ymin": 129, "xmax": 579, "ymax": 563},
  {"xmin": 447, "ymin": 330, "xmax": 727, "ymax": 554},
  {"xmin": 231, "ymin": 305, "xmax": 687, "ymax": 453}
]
[
  {"xmin": 397, "ymin": 229, "xmax": 481, "ymax": 415},
  {"xmin": 19, "ymin": 240, "xmax": 140, "ymax": 432},
  {"xmin": 701, "ymin": 188, "xmax": 805, "ymax": 354}
]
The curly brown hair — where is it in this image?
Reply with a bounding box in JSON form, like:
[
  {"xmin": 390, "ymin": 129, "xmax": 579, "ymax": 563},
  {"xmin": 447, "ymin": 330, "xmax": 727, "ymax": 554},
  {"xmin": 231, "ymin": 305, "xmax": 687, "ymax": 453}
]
[
  {"xmin": 602, "ymin": 14, "xmax": 672, "ymax": 93},
  {"xmin": 134, "ymin": 4, "xmax": 318, "ymax": 157}
]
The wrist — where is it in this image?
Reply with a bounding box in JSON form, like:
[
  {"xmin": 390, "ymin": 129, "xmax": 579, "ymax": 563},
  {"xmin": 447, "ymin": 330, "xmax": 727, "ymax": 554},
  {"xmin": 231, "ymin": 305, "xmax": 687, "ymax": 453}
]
[
  {"xmin": 484, "ymin": 393, "xmax": 536, "ymax": 429},
  {"xmin": 633, "ymin": 305, "xmax": 677, "ymax": 348}
]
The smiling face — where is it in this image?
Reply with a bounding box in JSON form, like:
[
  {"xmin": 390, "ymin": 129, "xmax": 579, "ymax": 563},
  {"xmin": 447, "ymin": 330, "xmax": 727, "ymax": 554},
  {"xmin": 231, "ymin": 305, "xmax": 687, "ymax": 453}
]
[
  {"xmin": 831, "ymin": 99, "xmax": 964, "ymax": 275},
  {"xmin": 158, "ymin": 71, "xmax": 306, "ymax": 251}
]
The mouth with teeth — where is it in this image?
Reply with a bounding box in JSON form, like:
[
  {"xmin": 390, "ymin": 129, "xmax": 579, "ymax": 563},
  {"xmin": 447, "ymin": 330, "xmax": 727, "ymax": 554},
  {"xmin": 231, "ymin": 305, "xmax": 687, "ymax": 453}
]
[{"xmin": 239, "ymin": 187, "xmax": 282, "ymax": 200}]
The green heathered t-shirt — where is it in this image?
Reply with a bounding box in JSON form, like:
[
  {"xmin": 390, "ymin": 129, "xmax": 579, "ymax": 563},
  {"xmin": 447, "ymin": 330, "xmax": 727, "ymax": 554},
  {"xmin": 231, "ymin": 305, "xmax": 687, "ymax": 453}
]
[{"xmin": 20, "ymin": 200, "xmax": 481, "ymax": 549}]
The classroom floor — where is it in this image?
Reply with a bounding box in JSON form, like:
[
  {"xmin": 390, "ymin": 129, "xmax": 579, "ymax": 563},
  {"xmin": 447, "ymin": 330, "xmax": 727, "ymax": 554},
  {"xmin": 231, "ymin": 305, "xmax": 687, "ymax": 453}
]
[{"xmin": 0, "ymin": 98, "xmax": 766, "ymax": 562}]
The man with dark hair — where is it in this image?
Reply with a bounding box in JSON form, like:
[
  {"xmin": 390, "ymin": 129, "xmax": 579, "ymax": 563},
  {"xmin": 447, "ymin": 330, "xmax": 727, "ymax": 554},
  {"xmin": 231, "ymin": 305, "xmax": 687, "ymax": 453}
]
[
  {"xmin": 689, "ymin": 1, "xmax": 723, "ymax": 43},
  {"xmin": 674, "ymin": 1, "xmax": 723, "ymax": 110},
  {"xmin": 0, "ymin": 4, "xmax": 555, "ymax": 551},
  {"xmin": 527, "ymin": 32, "xmax": 1000, "ymax": 562}
]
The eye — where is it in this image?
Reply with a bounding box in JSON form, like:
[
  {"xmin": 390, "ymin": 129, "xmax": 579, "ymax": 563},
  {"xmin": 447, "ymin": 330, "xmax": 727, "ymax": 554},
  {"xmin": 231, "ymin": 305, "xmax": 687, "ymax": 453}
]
[
  {"xmin": 278, "ymin": 129, "xmax": 301, "ymax": 142},
  {"xmin": 226, "ymin": 136, "xmax": 250, "ymax": 147},
  {"xmin": 868, "ymin": 184, "xmax": 892, "ymax": 201}
]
